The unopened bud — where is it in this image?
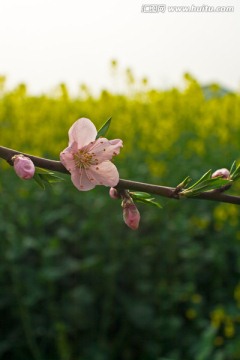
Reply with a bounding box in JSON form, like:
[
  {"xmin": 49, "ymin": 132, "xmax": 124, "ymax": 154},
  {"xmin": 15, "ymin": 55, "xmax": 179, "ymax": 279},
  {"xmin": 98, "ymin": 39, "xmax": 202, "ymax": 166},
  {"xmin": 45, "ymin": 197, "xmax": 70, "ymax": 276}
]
[
  {"xmin": 13, "ymin": 155, "xmax": 35, "ymax": 179},
  {"xmin": 109, "ymin": 187, "xmax": 121, "ymax": 199},
  {"xmin": 122, "ymin": 200, "xmax": 140, "ymax": 230},
  {"xmin": 212, "ymin": 168, "xmax": 230, "ymax": 180}
]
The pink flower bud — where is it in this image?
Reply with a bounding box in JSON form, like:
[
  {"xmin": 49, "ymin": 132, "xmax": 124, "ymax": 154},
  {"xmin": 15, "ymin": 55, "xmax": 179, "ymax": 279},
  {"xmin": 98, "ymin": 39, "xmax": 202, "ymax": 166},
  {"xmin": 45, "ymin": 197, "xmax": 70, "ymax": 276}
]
[
  {"xmin": 122, "ymin": 201, "xmax": 140, "ymax": 230},
  {"xmin": 109, "ymin": 187, "xmax": 121, "ymax": 199},
  {"xmin": 212, "ymin": 168, "xmax": 230, "ymax": 180},
  {"xmin": 13, "ymin": 155, "xmax": 35, "ymax": 179}
]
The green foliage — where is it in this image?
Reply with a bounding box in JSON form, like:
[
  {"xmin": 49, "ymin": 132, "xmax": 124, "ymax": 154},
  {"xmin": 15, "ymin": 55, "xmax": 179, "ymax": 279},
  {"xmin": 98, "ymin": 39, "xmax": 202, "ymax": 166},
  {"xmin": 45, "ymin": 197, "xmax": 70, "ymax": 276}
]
[
  {"xmin": 34, "ymin": 167, "xmax": 65, "ymax": 189},
  {"xmin": 1, "ymin": 75, "xmax": 240, "ymax": 359},
  {"xmin": 181, "ymin": 170, "xmax": 232, "ymax": 197},
  {"xmin": 130, "ymin": 191, "xmax": 162, "ymax": 208},
  {"xmin": 230, "ymin": 161, "xmax": 240, "ymax": 181},
  {"xmin": 96, "ymin": 117, "xmax": 112, "ymax": 139}
]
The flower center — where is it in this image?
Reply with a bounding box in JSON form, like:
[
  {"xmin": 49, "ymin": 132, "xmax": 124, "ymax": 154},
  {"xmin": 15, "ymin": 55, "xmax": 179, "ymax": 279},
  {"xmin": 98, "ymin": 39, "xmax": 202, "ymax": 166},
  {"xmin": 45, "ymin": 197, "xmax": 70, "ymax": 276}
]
[{"xmin": 73, "ymin": 149, "xmax": 96, "ymax": 169}]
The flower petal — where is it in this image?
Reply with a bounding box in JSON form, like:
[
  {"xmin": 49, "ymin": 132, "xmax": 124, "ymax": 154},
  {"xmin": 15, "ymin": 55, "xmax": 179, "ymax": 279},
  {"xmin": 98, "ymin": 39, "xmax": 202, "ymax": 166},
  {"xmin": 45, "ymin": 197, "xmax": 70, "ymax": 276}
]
[
  {"xmin": 60, "ymin": 146, "xmax": 76, "ymax": 172},
  {"xmin": 68, "ymin": 118, "xmax": 97, "ymax": 148},
  {"xmin": 86, "ymin": 161, "xmax": 119, "ymax": 187},
  {"xmin": 88, "ymin": 138, "xmax": 123, "ymax": 163},
  {"xmin": 71, "ymin": 169, "xmax": 96, "ymax": 191}
]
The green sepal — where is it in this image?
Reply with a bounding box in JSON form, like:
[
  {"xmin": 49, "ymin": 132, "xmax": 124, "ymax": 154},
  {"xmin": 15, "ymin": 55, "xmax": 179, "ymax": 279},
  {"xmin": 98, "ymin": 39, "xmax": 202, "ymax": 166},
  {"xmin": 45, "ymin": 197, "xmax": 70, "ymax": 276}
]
[{"xmin": 96, "ymin": 117, "xmax": 112, "ymax": 139}]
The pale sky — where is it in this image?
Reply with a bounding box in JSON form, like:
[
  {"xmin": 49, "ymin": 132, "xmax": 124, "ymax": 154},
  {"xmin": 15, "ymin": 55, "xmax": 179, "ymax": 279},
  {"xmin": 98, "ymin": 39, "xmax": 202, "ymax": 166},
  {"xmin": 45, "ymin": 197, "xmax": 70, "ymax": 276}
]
[{"xmin": 0, "ymin": 0, "xmax": 239, "ymax": 94}]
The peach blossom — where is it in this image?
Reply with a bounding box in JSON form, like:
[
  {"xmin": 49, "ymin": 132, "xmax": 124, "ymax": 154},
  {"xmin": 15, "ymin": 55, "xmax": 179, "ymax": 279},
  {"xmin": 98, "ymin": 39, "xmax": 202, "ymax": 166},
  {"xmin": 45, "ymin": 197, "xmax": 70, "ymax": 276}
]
[{"xmin": 60, "ymin": 118, "xmax": 123, "ymax": 191}]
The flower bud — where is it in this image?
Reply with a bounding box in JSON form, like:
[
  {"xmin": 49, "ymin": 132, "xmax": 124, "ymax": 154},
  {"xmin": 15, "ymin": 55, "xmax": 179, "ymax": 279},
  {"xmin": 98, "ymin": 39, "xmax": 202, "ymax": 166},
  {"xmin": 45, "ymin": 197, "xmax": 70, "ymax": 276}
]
[
  {"xmin": 212, "ymin": 168, "xmax": 230, "ymax": 180},
  {"xmin": 122, "ymin": 200, "xmax": 140, "ymax": 230},
  {"xmin": 13, "ymin": 155, "xmax": 35, "ymax": 179},
  {"xmin": 109, "ymin": 187, "xmax": 121, "ymax": 199}
]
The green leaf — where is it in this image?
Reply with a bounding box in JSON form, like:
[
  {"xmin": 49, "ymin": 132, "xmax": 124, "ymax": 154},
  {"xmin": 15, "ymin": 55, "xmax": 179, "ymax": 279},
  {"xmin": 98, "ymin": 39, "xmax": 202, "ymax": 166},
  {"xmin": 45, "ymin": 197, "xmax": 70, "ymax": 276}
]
[
  {"xmin": 33, "ymin": 173, "xmax": 45, "ymax": 189},
  {"xmin": 96, "ymin": 117, "xmax": 112, "ymax": 139},
  {"xmin": 33, "ymin": 168, "xmax": 64, "ymax": 189},
  {"xmin": 177, "ymin": 176, "xmax": 192, "ymax": 189},
  {"xmin": 186, "ymin": 170, "xmax": 212, "ymax": 191},
  {"xmin": 182, "ymin": 177, "xmax": 232, "ymax": 197},
  {"xmin": 136, "ymin": 198, "xmax": 162, "ymax": 208},
  {"xmin": 35, "ymin": 167, "xmax": 53, "ymax": 174},
  {"xmin": 230, "ymin": 160, "xmax": 237, "ymax": 175},
  {"xmin": 36, "ymin": 168, "xmax": 64, "ymax": 182},
  {"xmin": 230, "ymin": 163, "xmax": 240, "ymax": 181},
  {"xmin": 130, "ymin": 191, "xmax": 154, "ymax": 200},
  {"xmin": 130, "ymin": 191, "xmax": 162, "ymax": 208},
  {"xmin": 39, "ymin": 173, "xmax": 63, "ymax": 184}
]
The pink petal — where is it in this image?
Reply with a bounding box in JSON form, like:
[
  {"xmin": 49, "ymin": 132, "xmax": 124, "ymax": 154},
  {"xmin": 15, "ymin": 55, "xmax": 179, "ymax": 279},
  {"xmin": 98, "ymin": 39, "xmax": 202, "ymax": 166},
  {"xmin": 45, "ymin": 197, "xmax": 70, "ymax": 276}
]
[
  {"xmin": 87, "ymin": 161, "xmax": 119, "ymax": 187},
  {"xmin": 68, "ymin": 118, "xmax": 97, "ymax": 148},
  {"xmin": 60, "ymin": 147, "xmax": 76, "ymax": 172},
  {"xmin": 88, "ymin": 138, "xmax": 123, "ymax": 162},
  {"xmin": 71, "ymin": 169, "xmax": 96, "ymax": 191}
]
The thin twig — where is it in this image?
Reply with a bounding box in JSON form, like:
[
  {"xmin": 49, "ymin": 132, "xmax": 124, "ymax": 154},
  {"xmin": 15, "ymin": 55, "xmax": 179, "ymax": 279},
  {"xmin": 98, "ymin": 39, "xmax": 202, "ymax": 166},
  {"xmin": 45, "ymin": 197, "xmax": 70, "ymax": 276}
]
[{"xmin": 1, "ymin": 145, "xmax": 240, "ymax": 205}]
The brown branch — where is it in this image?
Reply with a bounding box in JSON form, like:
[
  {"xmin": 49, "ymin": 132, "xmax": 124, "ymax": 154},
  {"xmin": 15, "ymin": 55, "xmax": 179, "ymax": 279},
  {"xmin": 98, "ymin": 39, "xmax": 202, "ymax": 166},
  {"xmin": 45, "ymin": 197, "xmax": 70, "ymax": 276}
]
[
  {"xmin": 1, "ymin": 145, "xmax": 240, "ymax": 205},
  {"xmin": 0, "ymin": 146, "xmax": 69, "ymax": 174}
]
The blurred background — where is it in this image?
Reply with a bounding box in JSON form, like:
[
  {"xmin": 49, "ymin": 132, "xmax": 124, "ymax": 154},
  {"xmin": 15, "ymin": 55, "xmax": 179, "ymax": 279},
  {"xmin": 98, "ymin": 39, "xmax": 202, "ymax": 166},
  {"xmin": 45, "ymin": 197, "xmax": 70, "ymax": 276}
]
[{"xmin": 1, "ymin": 1, "xmax": 240, "ymax": 359}]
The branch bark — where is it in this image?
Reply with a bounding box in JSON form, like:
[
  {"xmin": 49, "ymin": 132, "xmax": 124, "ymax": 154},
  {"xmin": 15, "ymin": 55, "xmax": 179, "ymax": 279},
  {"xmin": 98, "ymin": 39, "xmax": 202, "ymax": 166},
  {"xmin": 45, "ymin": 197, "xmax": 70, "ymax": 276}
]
[{"xmin": 1, "ymin": 145, "xmax": 240, "ymax": 205}]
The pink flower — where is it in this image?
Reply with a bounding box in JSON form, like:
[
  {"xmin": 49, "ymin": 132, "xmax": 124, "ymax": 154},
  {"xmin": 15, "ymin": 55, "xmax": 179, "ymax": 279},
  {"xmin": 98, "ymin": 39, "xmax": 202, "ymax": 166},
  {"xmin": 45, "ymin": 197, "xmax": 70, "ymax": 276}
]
[
  {"xmin": 122, "ymin": 199, "xmax": 140, "ymax": 230},
  {"xmin": 13, "ymin": 154, "xmax": 35, "ymax": 179},
  {"xmin": 212, "ymin": 168, "xmax": 230, "ymax": 179},
  {"xmin": 60, "ymin": 118, "xmax": 123, "ymax": 191}
]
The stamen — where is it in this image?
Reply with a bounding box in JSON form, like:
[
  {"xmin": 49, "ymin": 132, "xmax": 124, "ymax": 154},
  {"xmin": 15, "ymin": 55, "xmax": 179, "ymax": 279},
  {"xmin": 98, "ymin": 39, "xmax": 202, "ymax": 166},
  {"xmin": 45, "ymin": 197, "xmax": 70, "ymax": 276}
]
[{"xmin": 73, "ymin": 149, "xmax": 95, "ymax": 169}]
